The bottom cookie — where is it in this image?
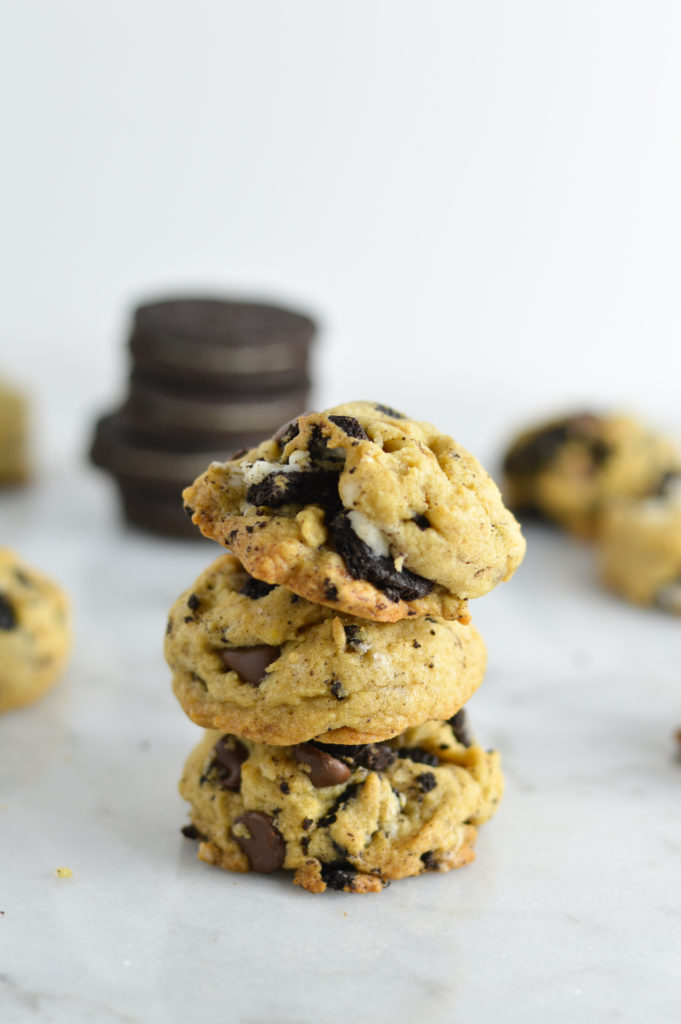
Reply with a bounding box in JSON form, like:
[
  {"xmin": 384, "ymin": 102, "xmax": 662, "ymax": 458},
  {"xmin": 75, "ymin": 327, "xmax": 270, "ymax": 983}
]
[{"xmin": 179, "ymin": 713, "xmax": 503, "ymax": 893}]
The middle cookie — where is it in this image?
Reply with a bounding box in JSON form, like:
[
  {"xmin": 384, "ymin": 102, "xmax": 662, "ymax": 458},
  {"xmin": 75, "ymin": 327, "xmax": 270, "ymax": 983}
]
[{"xmin": 165, "ymin": 553, "xmax": 486, "ymax": 745}]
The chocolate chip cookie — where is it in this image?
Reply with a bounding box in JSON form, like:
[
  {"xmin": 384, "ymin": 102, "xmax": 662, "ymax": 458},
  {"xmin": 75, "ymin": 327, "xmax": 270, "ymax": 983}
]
[
  {"xmin": 503, "ymin": 412, "xmax": 680, "ymax": 537},
  {"xmin": 165, "ymin": 553, "xmax": 487, "ymax": 744},
  {"xmin": 179, "ymin": 714, "xmax": 503, "ymax": 893},
  {"xmin": 183, "ymin": 402, "xmax": 525, "ymax": 622},
  {"xmin": 598, "ymin": 473, "xmax": 681, "ymax": 612},
  {"xmin": 0, "ymin": 549, "xmax": 71, "ymax": 713}
]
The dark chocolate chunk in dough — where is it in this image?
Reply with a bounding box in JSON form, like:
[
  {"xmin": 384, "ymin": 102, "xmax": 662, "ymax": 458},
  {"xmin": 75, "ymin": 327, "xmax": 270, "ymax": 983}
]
[
  {"xmin": 211, "ymin": 736, "xmax": 248, "ymax": 790},
  {"xmin": 328, "ymin": 510, "xmax": 433, "ymax": 602},
  {"xmin": 246, "ymin": 468, "xmax": 339, "ymax": 509},
  {"xmin": 232, "ymin": 812, "xmax": 285, "ymax": 873},
  {"xmin": 239, "ymin": 574, "xmax": 276, "ymax": 599},
  {"xmin": 0, "ymin": 595, "xmax": 17, "ymax": 630},
  {"xmin": 327, "ymin": 415, "xmax": 369, "ymax": 440},
  {"xmin": 220, "ymin": 645, "xmax": 280, "ymax": 685},
  {"xmin": 293, "ymin": 744, "xmax": 352, "ymax": 787}
]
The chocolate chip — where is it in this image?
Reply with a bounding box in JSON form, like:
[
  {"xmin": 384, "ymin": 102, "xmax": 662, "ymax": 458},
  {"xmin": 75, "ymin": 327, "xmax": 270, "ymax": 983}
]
[
  {"xmin": 239, "ymin": 574, "xmax": 276, "ymax": 599},
  {"xmin": 232, "ymin": 812, "xmax": 285, "ymax": 873},
  {"xmin": 447, "ymin": 709, "xmax": 472, "ymax": 747},
  {"xmin": 397, "ymin": 746, "xmax": 439, "ymax": 766},
  {"xmin": 328, "ymin": 510, "xmax": 433, "ymax": 602},
  {"xmin": 0, "ymin": 595, "xmax": 17, "ymax": 630},
  {"xmin": 181, "ymin": 824, "xmax": 204, "ymax": 841},
  {"xmin": 187, "ymin": 593, "xmax": 200, "ymax": 612},
  {"xmin": 246, "ymin": 468, "xmax": 339, "ymax": 509},
  {"xmin": 293, "ymin": 744, "xmax": 352, "ymax": 787},
  {"xmin": 220, "ymin": 645, "xmax": 280, "ymax": 685},
  {"xmin": 211, "ymin": 736, "xmax": 248, "ymax": 790},
  {"xmin": 373, "ymin": 403, "xmax": 406, "ymax": 420},
  {"xmin": 327, "ymin": 415, "xmax": 369, "ymax": 440},
  {"xmin": 412, "ymin": 514, "xmax": 430, "ymax": 530},
  {"xmin": 416, "ymin": 771, "xmax": 437, "ymax": 792}
]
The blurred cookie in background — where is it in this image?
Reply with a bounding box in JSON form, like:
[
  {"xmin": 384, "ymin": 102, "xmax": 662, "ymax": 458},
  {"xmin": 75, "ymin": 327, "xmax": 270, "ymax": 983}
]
[
  {"xmin": 90, "ymin": 296, "xmax": 317, "ymax": 538},
  {"xmin": 0, "ymin": 376, "xmax": 30, "ymax": 486},
  {"xmin": 598, "ymin": 473, "xmax": 681, "ymax": 614},
  {"xmin": 0, "ymin": 548, "xmax": 71, "ymax": 713},
  {"xmin": 502, "ymin": 412, "xmax": 680, "ymax": 538}
]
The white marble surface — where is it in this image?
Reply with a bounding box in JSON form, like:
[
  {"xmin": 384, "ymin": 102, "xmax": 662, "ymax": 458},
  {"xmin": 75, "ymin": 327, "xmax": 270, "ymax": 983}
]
[{"xmin": 2, "ymin": 443, "xmax": 681, "ymax": 1024}]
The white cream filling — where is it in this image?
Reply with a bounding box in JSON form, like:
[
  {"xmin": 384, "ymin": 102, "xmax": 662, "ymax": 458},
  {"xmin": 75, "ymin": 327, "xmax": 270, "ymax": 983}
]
[
  {"xmin": 242, "ymin": 450, "xmax": 310, "ymax": 487},
  {"xmin": 347, "ymin": 510, "xmax": 390, "ymax": 557}
]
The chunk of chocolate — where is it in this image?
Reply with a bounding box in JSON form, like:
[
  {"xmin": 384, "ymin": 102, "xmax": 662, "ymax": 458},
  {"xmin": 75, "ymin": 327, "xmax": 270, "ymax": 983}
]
[
  {"xmin": 246, "ymin": 468, "xmax": 339, "ymax": 509},
  {"xmin": 239, "ymin": 574, "xmax": 276, "ymax": 599},
  {"xmin": 293, "ymin": 744, "xmax": 352, "ymax": 787},
  {"xmin": 327, "ymin": 415, "xmax": 369, "ymax": 440},
  {"xmin": 232, "ymin": 812, "xmax": 285, "ymax": 873},
  {"xmin": 211, "ymin": 736, "xmax": 248, "ymax": 790},
  {"xmin": 328, "ymin": 510, "xmax": 433, "ymax": 601},
  {"xmin": 220, "ymin": 645, "xmax": 280, "ymax": 685},
  {"xmin": 0, "ymin": 595, "xmax": 16, "ymax": 630}
]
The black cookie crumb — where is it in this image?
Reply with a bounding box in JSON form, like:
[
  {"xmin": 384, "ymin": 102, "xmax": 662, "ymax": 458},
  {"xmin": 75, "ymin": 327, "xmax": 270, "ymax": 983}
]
[
  {"xmin": 373, "ymin": 403, "xmax": 406, "ymax": 420},
  {"xmin": 329, "ymin": 678, "xmax": 347, "ymax": 701},
  {"xmin": 320, "ymin": 861, "xmax": 361, "ymax": 891},
  {"xmin": 328, "ymin": 510, "xmax": 433, "ymax": 602},
  {"xmin": 327, "ymin": 415, "xmax": 369, "ymax": 440},
  {"xmin": 447, "ymin": 709, "xmax": 472, "ymax": 747},
  {"xmin": 239, "ymin": 575, "xmax": 276, "ymax": 599},
  {"xmin": 0, "ymin": 594, "xmax": 17, "ymax": 630},
  {"xmin": 412, "ymin": 514, "xmax": 430, "ymax": 530},
  {"xmin": 397, "ymin": 746, "xmax": 439, "ymax": 767},
  {"xmin": 420, "ymin": 851, "xmax": 438, "ymax": 870},
  {"xmin": 187, "ymin": 593, "xmax": 200, "ymax": 612},
  {"xmin": 416, "ymin": 772, "xmax": 437, "ymax": 793},
  {"xmin": 181, "ymin": 824, "xmax": 204, "ymax": 841}
]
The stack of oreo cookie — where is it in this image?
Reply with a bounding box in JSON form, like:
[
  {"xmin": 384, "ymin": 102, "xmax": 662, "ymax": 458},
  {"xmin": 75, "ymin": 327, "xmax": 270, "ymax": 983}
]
[
  {"xmin": 166, "ymin": 402, "xmax": 526, "ymax": 893},
  {"xmin": 90, "ymin": 298, "xmax": 316, "ymax": 537}
]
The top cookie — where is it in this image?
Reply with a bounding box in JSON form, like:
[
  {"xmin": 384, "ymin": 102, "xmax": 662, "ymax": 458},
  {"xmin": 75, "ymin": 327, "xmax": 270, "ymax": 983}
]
[
  {"xmin": 183, "ymin": 401, "xmax": 525, "ymax": 622},
  {"xmin": 503, "ymin": 412, "xmax": 680, "ymax": 538}
]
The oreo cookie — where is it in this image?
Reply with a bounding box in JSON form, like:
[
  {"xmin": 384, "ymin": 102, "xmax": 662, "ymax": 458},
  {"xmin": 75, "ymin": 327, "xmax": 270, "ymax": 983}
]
[{"xmin": 90, "ymin": 295, "xmax": 317, "ymax": 538}]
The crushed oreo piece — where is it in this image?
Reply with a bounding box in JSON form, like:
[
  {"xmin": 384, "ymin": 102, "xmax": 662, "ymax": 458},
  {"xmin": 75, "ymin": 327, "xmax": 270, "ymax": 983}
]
[
  {"xmin": 310, "ymin": 741, "xmax": 397, "ymax": 772},
  {"xmin": 329, "ymin": 678, "xmax": 347, "ymax": 700},
  {"xmin": 246, "ymin": 468, "xmax": 339, "ymax": 509},
  {"xmin": 0, "ymin": 595, "xmax": 17, "ymax": 630},
  {"xmin": 232, "ymin": 811, "xmax": 285, "ymax": 873},
  {"xmin": 211, "ymin": 736, "xmax": 248, "ymax": 790},
  {"xmin": 187, "ymin": 593, "xmax": 200, "ymax": 612},
  {"xmin": 327, "ymin": 415, "xmax": 369, "ymax": 440},
  {"xmin": 397, "ymin": 746, "xmax": 439, "ymax": 766},
  {"xmin": 504, "ymin": 413, "xmax": 605, "ymax": 478},
  {"xmin": 420, "ymin": 851, "xmax": 438, "ymax": 870},
  {"xmin": 328, "ymin": 510, "xmax": 433, "ymax": 602},
  {"xmin": 180, "ymin": 824, "xmax": 204, "ymax": 841},
  {"xmin": 220, "ymin": 644, "xmax": 280, "ymax": 685},
  {"xmin": 293, "ymin": 744, "xmax": 352, "ymax": 787},
  {"xmin": 373, "ymin": 403, "xmax": 406, "ymax": 420},
  {"xmin": 416, "ymin": 771, "xmax": 437, "ymax": 793},
  {"xmin": 279, "ymin": 781, "xmax": 290, "ymax": 794},
  {"xmin": 412, "ymin": 514, "xmax": 430, "ymax": 530},
  {"xmin": 317, "ymin": 783, "xmax": 360, "ymax": 828},
  {"xmin": 239, "ymin": 574, "xmax": 276, "ymax": 599},
  {"xmin": 323, "ymin": 580, "xmax": 339, "ymax": 601},
  {"xmin": 654, "ymin": 471, "xmax": 681, "ymax": 498},
  {"xmin": 320, "ymin": 861, "xmax": 361, "ymax": 891},
  {"xmin": 343, "ymin": 624, "xmax": 367, "ymax": 652},
  {"xmin": 273, "ymin": 417, "xmax": 303, "ymax": 446},
  {"xmin": 301, "ymin": 817, "xmax": 313, "ymax": 830},
  {"xmin": 447, "ymin": 709, "xmax": 472, "ymax": 747}
]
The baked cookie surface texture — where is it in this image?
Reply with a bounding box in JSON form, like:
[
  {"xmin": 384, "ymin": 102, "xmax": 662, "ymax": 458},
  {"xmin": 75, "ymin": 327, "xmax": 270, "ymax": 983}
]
[
  {"xmin": 0, "ymin": 549, "xmax": 71, "ymax": 713},
  {"xmin": 184, "ymin": 401, "xmax": 525, "ymax": 622},
  {"xmin": 599, "ymin": 473, "xmax": 681, "ymax": 612},
  {"xmin": 0, "ymin": 378, "xmax": 29, "ymax": 485},
  {"xmin": 179, "ymin": 714, "xmax": 503, "ymax": 893},
  {"xmin": 165, "ymin": 554, "xmax": 487, "ymax": 744},
  {"xmin": 503, "ymin": 412, "xmax": 680, "ymax": 537}
]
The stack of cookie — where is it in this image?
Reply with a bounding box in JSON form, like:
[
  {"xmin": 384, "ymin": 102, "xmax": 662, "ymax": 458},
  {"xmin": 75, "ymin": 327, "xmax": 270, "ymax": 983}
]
[
  {"xmin": 166, "ymin": 402, "xmax": 525, "ymax": 893},
  {"xmin": 90, "ymin": 298, "xmax": 316, "ymax": 537}
]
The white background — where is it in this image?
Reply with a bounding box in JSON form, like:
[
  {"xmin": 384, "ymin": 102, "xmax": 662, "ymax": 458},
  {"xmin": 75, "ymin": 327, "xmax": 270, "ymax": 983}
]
[{"xmin": 2, "ymin": 4, "xmax": 681, "ymax": 1023}]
